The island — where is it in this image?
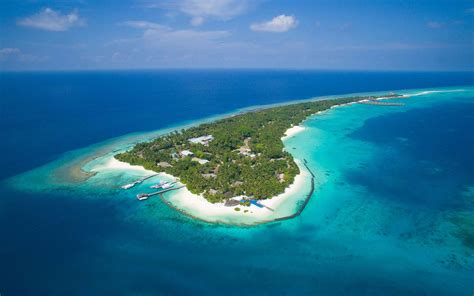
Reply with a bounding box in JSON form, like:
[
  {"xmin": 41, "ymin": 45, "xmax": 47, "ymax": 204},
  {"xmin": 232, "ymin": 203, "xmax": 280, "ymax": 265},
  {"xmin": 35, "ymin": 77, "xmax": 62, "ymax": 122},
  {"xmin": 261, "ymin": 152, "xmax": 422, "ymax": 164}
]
[{"xmin": 115, "ymin": 94, "xmax": 400, "ymax": 205}]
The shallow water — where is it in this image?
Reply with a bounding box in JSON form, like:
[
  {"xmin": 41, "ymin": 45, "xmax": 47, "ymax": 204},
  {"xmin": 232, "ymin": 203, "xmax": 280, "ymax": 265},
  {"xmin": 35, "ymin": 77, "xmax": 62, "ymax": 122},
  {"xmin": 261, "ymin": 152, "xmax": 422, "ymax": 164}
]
[{"xmin": 1, "ymin": 71, "xmax": 473, "ymax": 295}]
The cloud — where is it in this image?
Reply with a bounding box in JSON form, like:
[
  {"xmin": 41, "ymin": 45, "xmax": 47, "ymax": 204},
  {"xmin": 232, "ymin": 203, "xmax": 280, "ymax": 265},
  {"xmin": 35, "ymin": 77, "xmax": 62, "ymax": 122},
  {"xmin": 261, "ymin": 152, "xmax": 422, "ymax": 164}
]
[
  {"xmin": 143, "ymin": 0, "xmax": 250, "ymax": 26},
  {"xmin": 18, "ymin": 8, "xmax": 85, "ymax": 31},
  {"xmin": 142, "ymin": 26, "xmax": 230, "ymax": 45},
  {"xmin": 180, "ymin": 0, "xmax": 248, "ymax": 20},
  {"xmin": 319, "ymin": 42, "xmax": 458, "ymax": 52},
  {"xmin": 122, "ymin": 21, "xmax": 168, "ymax": 30},
  {"xmin": 191, "ymin": 16, "xmax": 205, "ymax": 26},
  {"xmin": 426, "ymin": 21, "xmax": 444, "ymax": 29},
  {"xmin": 180, "ymin": 0, "xmax": 249, "ymax": 26},
  {"xmin": 250, "ymin": 14, "xmax": 298, "ymax": 32},
  {"xmin": 120, "ymin": 20, "xmax": 230, "ymax": 46},
  {"xmin": 0, "ymin": 48, "xmax": 21, "ymax": 61},
  {"xmin": 112, "ymin": 20, "xmax": 248, "ymax": 66},
  {"xmin": 0, "ymin": 47, "xmax": 46, "ymax": 63}
]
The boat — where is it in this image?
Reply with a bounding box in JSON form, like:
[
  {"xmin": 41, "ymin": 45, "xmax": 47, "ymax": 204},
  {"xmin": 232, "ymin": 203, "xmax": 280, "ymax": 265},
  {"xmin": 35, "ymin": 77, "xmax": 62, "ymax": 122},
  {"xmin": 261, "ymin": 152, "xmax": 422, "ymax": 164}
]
[
  {"xmin": 122, "ymin": 174, "xmax": 159, "ymax": 190},
  {"xmin": 161, "ymin": 183, "xmax": 175, "ymax": 189},
  {"xmin": 150, "ymin": 181, "xmax": 168, "ymax": 189},
  {"xmin": 136, "ymin": 193, "xmax": 149, "ymax": 201},
  {"xmin": 121, "ymin": 183, "xmax": 135, "ymax": 189}
]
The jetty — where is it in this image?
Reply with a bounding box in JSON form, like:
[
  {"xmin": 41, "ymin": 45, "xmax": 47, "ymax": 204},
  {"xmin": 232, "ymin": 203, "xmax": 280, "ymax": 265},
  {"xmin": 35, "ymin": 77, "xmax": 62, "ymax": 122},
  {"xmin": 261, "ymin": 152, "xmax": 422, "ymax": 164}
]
[
  {"xmin": 250, "ymin": 199, "xmax": 274, "ymax": 211},
  {"xmin": 271, "ymin": 159, "xmax": 315, "ymax": 222},
  {"xmin": 358, "ymin": 100, "xmax": 404, "ymax": 106},
  {"xmin": 121, "ymin": 174, "xmax": 159, "ymax": 189},
  {"xmin": 136, "ymin": 184, "xmax": 184, "ymax": 201}
]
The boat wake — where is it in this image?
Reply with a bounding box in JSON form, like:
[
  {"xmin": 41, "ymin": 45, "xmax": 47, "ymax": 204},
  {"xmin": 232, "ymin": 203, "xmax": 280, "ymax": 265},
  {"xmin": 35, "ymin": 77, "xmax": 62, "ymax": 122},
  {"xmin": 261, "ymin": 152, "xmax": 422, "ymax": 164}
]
[{"xmin": 406, "ymin": 89, "xmax": 465, "ymax": 97}]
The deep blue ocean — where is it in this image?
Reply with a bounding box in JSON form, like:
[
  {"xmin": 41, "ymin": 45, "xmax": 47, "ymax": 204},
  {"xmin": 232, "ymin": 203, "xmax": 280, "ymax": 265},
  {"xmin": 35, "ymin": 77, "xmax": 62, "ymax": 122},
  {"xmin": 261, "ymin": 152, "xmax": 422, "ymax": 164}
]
[{"xmin": 0, "ymin": 70, "xmax": 473, "ymax": 295}]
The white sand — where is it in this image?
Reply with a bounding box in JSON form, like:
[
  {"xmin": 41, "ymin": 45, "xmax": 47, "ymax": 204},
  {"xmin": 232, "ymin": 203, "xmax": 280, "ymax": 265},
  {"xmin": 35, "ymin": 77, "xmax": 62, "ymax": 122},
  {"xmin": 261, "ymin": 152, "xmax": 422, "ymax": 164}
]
[
  {"xmin": 96, "ymin": 153, "xmax": 309, "ymax": 224},
  {"xmin": 86, "ymin": 115, "xmax": 326, "ymax": 224},
  {"xmin": 88, "ymin": 92, "xmax": 447, "ymax": 224},
  {"xmin": 166, "ymin": 162, "xmax": 309, "ymax": 224},
  {"xmin": 90, "ymin": 156, "xmax": 156, "ymax": 174},
  {"xmin": 282, "ymin": 125, "xmax": 305, "ymax": 140},
  {"xmin": 90, "ymin": 99, "xmax": 379, "ymax": 224},
  {"xmin": 258, "ymin": 161, "xmax": 309, "ymax": 210}
]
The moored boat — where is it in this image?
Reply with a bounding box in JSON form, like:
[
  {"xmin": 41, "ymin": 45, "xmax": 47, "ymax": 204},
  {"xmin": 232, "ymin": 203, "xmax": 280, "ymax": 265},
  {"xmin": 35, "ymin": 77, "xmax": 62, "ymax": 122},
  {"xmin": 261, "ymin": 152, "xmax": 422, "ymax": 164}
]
[
  {"xmin": 150, "ymin": 181, "xmax": 168, "ymax": 189},
  {"xmin": 161, "ymin": 183, "xmax": 175, "ymax": 189},
  {"xmin": 121, "ymin": 183, "xmax": 135, "ymax": 189},
  {"xmin": 136, "ymin": 193, "xmax": 149, "ymax": 201}
]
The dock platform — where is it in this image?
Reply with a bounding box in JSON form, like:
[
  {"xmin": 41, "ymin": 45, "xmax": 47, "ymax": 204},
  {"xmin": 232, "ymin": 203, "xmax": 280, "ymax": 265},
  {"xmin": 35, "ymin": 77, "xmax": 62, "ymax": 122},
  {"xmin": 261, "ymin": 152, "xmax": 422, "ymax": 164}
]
[
  {"xmin": 136, "ymin": 185, "xmax": 185, "ymax": 201},
  {"xmin": 121, "ymin": 174, "xmax": 159, "ymax": 189},
  {"xmin": 358, "ymin": 101, "xmax": 404, "ymax": 106}
]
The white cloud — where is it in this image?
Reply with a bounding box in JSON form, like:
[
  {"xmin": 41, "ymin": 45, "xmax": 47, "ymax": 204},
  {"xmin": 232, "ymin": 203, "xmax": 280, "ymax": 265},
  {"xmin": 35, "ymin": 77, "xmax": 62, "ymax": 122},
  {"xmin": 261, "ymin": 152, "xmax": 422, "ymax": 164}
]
[
  {"xmin": 319, "ymin": 42, "xmax": 458, "ymax": 52},
  {"xmin": 142, "ymin": 27, "xmax": 230, "ymax": 44},
  {"xmin": 18, "ymin": 8, "xmax": 85, "ymax": 31},
  {"xmin": 427, "ymin": 21, "xmax": 444, "ymax": 29},
  {"xmin": 180, "ymin": 0, "xmax": 248, "ymax": 19},
  {"xmin": 143, "ymin": 0, "xmax": 250, "ymax": 26},
  {"xmin": 113, "ymin": 20, "xmax": 238, "ymax": 66},
  {"xmin": 191, "ymin": 16, "xmax": 205, "ymax": 26},
  {"xmin": 0, "ymin": 48, "xmax": 21, "ymax": 61},
  {"xmin": 0, "ymin": 47, "xmax": 46, "ymax": 63},
  {"xmin": 180, "ymin": 0, "xmax": 248, "ymax": 26},
  {"xmin": 250, "ymin": 15, "xmax": 298, "ymax": 32},
  {"xmin": 121, "ymin": 20, "xmax": 230, "ymax": 46},
  {"xmin": 122, "ymin": 21, "xmax": 168, "ymax": 30}
]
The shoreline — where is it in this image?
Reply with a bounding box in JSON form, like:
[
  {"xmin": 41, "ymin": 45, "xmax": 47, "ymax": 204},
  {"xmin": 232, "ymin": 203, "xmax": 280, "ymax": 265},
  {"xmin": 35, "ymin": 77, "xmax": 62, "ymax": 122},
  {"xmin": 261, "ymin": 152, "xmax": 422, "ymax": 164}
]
[
  {"xmin": 8, "ymin": 86, "xmax": 467, "ymax": 224},
  {"xmin": 85, "ymin": 94, "xmax": 406, "ymax": 224},
  {"xmin": 105, "ymin": 147, "xmax": 310, "ymax": 224}
]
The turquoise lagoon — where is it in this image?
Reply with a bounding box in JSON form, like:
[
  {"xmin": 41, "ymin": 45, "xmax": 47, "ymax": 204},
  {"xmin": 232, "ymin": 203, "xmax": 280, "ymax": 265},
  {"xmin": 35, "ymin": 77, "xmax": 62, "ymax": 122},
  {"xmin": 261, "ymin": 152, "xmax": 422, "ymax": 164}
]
[{"xmin": 2, "ymin": 85, "xmax": 473, "ymax": 295}]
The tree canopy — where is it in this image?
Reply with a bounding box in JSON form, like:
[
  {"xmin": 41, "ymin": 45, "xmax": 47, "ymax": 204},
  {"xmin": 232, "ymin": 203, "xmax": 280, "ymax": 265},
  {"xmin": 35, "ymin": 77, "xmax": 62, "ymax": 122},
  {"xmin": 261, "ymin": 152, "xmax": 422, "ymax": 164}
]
[{"xmin": 116, "ymin": 95, "xmax": 389, "ymax": 203}]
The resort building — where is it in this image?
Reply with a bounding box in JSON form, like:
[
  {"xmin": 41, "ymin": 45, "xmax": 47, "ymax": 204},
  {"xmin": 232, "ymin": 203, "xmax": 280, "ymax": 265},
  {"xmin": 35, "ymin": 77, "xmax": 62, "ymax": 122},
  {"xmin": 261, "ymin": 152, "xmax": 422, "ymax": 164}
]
[
  {"xmin": 237, "ymin": 137, "xmax": 256, "ymax": 157},
  {"xmin": 180, "ymin": 150, "xmax": 194, "ymax": 157},
  {"xmin": 188, "ymin": 135, "xmax": 214, "ymax": 146},
  {"xmin": 157, "ymin": 161, "xmax": 173, "ymax": 168},
  {"xmin": 202, "ymin": 173, "xmax": 217, "ymax": 179},
  {"xmin": 192, "ymin": 157, "xmax": 209, "ymax": 165}
]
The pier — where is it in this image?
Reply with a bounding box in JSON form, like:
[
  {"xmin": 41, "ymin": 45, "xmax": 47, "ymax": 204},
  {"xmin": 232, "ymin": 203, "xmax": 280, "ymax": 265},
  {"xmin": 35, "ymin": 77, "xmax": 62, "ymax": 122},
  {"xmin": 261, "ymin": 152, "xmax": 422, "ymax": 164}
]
[
  {"xmin": 250, "ymin": 199, "xmax": 274, "ymax": 211},
  {"xmin": 271, "ymin": 159, "xmax": 315, "ymax": 222},
  {"xmin": 358, "ymin": 100, "xmax": 404, "ymax": 106},
  {"xmin": 121, "ymin": 174, "xmax": 159, "ymax": 189},
  {"xmin": 146, "ymin": 158, "xmax": 316, "ymax": 226},
  {"xmin": 136, "ymin": 185, "xmax": 184, "ymax": 201}
]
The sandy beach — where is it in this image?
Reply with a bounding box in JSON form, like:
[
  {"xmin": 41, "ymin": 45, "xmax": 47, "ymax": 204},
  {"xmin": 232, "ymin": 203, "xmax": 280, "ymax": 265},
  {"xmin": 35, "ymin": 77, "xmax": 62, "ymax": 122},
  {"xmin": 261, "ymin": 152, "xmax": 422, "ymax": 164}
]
[
  {"xmin": 281, "ymin": 125, "xmax": 305, "ymax": 140},
  {"xmin": 164, "ymin": 159, "xmax": 309, "ymax": 224},
  {"xmin": 90, "ymin": 156, "xmax": 157, "ymax": 174},
  {"xmin": 85, "ymin": 123, "xmax": 312, "ymax": 224},
  {"xmin": 81, "ymin": 94, "xmax": 402, "ymax": 224},
  {"xmin": 95, "ymin": 153, "xmax": 309, "ymax": 224}
]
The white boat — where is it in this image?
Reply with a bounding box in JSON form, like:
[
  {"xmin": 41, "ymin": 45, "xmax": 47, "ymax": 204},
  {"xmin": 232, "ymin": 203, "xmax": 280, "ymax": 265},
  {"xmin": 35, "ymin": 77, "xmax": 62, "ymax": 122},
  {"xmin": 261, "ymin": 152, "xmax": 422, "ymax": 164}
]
[
  {"xmin": 136, "ymin": 193, "xmax": 149, "ymax": 201},
  {"xmin": 121, "ymin": 183, "xmax": 135, "ymax": 189},
  {"xmin": 150, "ymin": 181, "xmax": 168, "ymax": 189},
  {"xmin": 162, "ymin": 183, "xmax": 175, "ymax": 189}
]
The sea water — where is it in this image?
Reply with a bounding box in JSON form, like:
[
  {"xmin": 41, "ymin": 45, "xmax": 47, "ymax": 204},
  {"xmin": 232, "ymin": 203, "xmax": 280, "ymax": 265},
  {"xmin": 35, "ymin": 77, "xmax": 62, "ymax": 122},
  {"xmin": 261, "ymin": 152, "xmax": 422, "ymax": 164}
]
[{"xmin": 0, "ymin": 70, "xmax": 472, "ymax": 295}]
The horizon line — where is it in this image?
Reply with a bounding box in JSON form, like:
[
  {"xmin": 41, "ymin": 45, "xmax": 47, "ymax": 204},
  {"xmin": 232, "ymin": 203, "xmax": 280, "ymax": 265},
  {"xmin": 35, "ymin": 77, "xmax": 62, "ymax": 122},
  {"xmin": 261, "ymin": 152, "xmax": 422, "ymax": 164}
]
[{"xmin": 1, "ymin": 67, "xmax": 473, "ymax": 74}]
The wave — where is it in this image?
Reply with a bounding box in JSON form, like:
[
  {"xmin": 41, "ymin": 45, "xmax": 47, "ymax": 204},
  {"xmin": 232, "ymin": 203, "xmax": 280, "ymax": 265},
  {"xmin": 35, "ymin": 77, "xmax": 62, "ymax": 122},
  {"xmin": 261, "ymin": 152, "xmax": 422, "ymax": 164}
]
[{"xmin": 405, "ymin": 89, "xmax": 466, "ymax": 97}]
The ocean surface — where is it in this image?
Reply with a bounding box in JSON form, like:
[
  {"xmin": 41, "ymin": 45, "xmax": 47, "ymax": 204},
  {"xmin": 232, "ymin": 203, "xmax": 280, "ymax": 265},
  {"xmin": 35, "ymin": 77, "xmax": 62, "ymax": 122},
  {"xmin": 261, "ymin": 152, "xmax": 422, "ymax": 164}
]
[{"xmin": 0, "ymin": 70, "xmax": 473, "ymax": 295}]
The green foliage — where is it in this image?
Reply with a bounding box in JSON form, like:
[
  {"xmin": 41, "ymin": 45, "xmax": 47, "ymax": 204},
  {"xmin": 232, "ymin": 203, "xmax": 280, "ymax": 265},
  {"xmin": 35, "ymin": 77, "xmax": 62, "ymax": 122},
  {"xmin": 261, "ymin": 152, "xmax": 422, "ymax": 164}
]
[
  {"xmin": 241, "ymin": 200, "xmax": 251, "ymax": 207},
  {"xmin": 115, "ymin": 95, "xmax": 379, "ymax": 202}
]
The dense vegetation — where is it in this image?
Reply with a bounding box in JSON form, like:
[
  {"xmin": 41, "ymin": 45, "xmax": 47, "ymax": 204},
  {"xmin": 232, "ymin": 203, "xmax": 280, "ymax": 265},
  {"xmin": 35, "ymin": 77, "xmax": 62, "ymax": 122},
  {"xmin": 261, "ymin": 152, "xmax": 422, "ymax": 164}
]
[{"xmin": 116, "ymin": 95, "xmax": 388, "ymax": 203}]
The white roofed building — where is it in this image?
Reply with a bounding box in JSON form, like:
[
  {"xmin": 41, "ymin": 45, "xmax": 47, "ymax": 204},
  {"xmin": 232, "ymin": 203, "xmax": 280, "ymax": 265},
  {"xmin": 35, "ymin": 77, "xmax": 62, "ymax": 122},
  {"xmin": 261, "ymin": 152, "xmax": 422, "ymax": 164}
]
[
  {"xmin": 188, "ymin": 135, "xmax": 214, "ymax": 146},
  {"xmin": 180, "ymin": 150, "xmax": 194, "ymax": 157}
]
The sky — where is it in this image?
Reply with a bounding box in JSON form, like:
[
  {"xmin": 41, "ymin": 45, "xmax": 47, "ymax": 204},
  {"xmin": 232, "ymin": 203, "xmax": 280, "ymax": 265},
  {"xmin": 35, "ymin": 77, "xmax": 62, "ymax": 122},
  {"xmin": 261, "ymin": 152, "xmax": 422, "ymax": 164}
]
[{"xmin": 0, "ymin": 0, "xmax": 473, "ymax": 71}]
